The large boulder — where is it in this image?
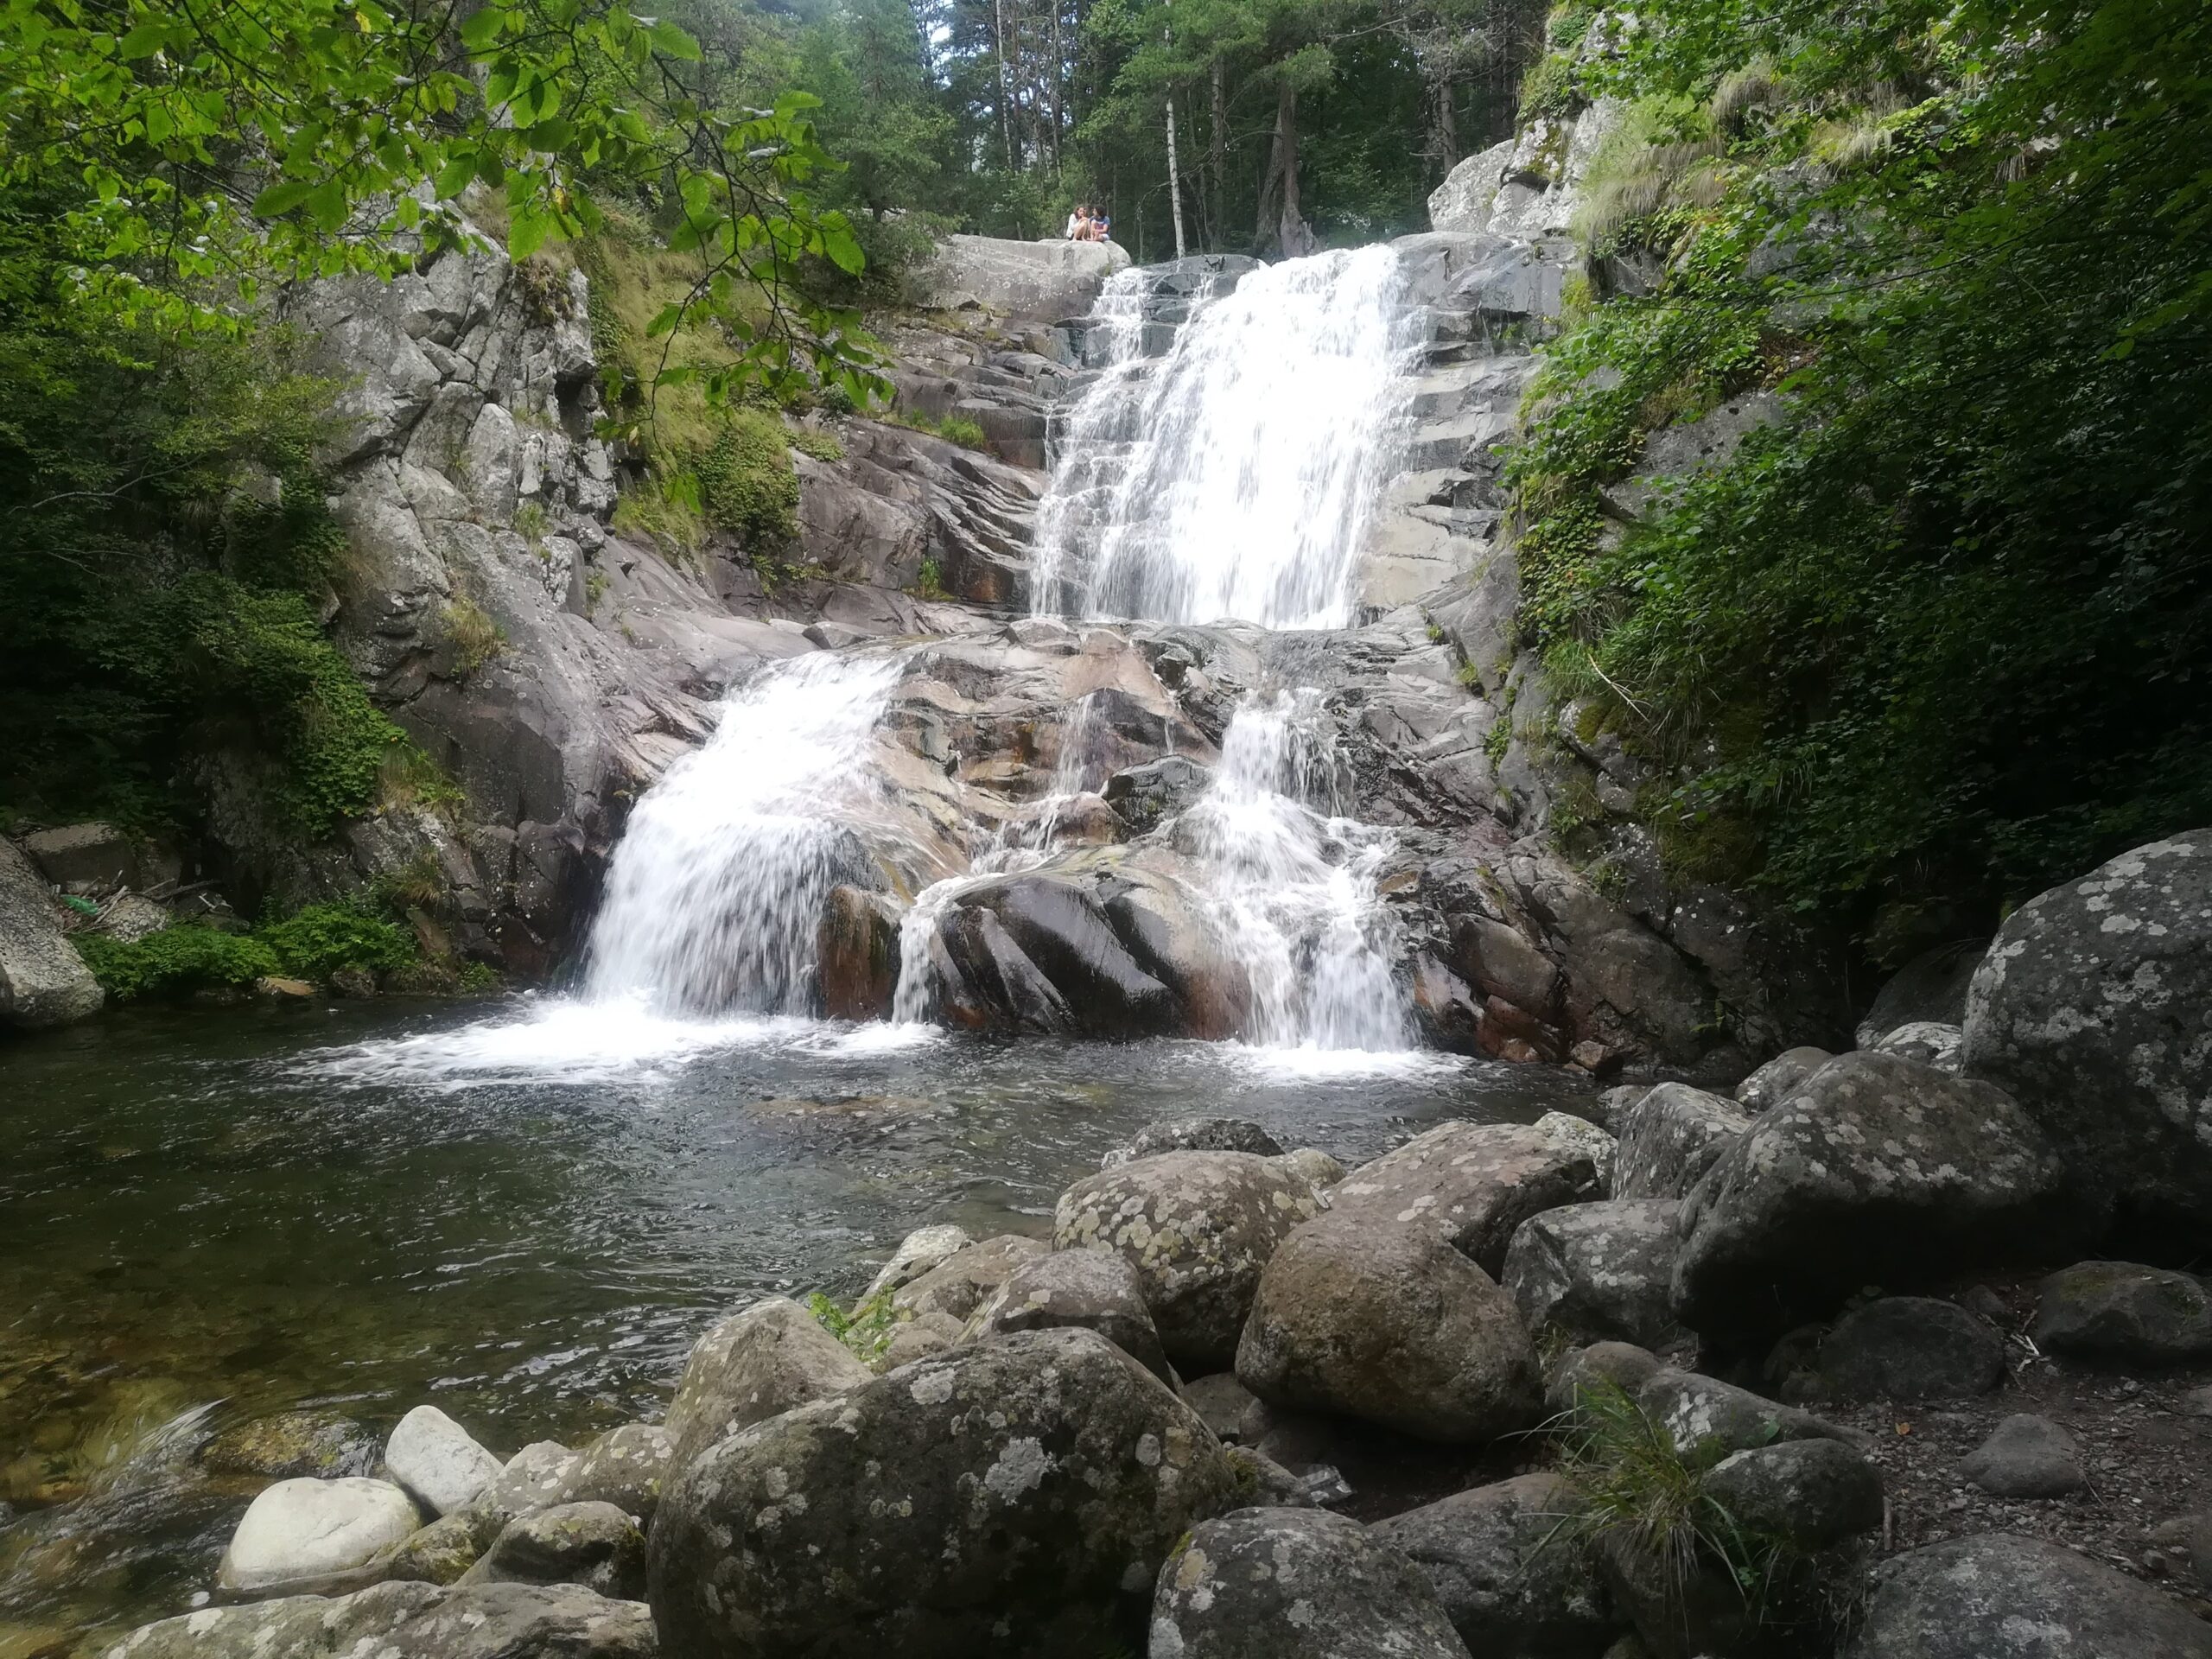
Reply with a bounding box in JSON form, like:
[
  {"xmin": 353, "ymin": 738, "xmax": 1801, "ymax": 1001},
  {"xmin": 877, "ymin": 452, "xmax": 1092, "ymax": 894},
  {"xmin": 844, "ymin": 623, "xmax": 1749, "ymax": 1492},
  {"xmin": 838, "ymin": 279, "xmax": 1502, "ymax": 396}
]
[
  {"xmin": 1674, "ymin": 1052, "xmax": 2080, "ymax": 1338},
  {"xmin": 2031, "ymin": 1260, "xmax": 2212, "ymax": 1365},
  {"xmin": 1961, "ymin": 1414, "xmax": 2086, "ymax": 1499},
  {"xmin": 1815, "ymin": 1297, "xmax": 2005, "ymax": 1401},
  {"xmin": 561, "ymin": 1424, "xmax": 676, "ymax": 1526},
  {"xmin": 1325, "ymin": 1120, "xmax": 1604, "ymax": 1275},
  {"xmin": 96, "ymin": 1581, "xmax": 448, "ymax": 1659},
  {"xmin": 1611, "ymin": 1084, "xmax": 1751, "ymax": 1202},
  {"xmin": 214, "ymin": 1477, "xmax": 423, "ymax": 1596},
  {"xmin": 1701, "ymin": 1440, "xmax": 1883, "ymax": 1552},
  {"xmin": 1368, "ymin": 1472, "xmax": 1615, "ymax": 1656},
  {"xmin": 1734, "ymin": 1046, "xmax": 1831, "ymax": 1113},
  {"xmin": 964, "ymin": 1247, "xmax": 1172, "ymax": 1382},
  {"xmin": 1103, "ymin": 1116, "xmax": 1283, "ymax": 1166},
  {"xmin": 101, "ymin": 1583, "xmax": 654, "ymax": 1659},
  {"xmin": 0, "ymin": 834, "xmax": 103, "ymax": 1028},
  {"xmin": 889, "ymin": 1233, "xmax": 1047, "ymax": 1323},
  {"xmin": 662, "ymin": 1295, "xmax": 872, "ymax": 1469},
  {"xmin": 860, "ymin": 1223, "xmax": 973, "ymax": 1302},
  {"xmin": 1502, "ymin": 1199, "xmax": 1687, "ymax": 1351},
  {"xmin": 384, "ymin": 1405, "xmax": 504, "ymax": 1517},
  {"xmin": 1961, "ymin": 831, "xmax": 2212, "ymax": 1241},
  {"xmin": 1147, "ymin": 1508, "xmax": 1471, "ymax": 1659},
  {"xmin": 1848, "ymin": 1532, "xmax": 2212, "ymax": 1658},
  {"xmin": 1235, "ymin": 1214, "xmax": 1542, "ymax": 1444},
  {"xmin": 1054, "ymin": 1152, "xmax": 1325, "ymax": 1372},
  {"xmin": 1859, "ymin": 939, "xmax": 1985, "ymax": 1047},
  {"xmin": 1631, "ymin": 1367, "xmax": 1862, "ymax": 1460},
  {"xmin": 911, "ymin": 234, "xmax": 1132, "ymax": 324},
  {"xmin": 648, "ymin": 1328, "xmax": 1240, "ymax": 1659}
]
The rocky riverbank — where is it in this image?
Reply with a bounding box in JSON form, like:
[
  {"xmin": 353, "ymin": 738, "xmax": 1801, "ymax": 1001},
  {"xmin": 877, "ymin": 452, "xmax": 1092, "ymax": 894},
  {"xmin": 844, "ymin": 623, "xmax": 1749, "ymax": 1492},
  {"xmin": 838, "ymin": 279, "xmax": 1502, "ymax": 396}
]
[{"xmin": 81, "ymin": 829, "xmax": 2212, "ymax": 1658}]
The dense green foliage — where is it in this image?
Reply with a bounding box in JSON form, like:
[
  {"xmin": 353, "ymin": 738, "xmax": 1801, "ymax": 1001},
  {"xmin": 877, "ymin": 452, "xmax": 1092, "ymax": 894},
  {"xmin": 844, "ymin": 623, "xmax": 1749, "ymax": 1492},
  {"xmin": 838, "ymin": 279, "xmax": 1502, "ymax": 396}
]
[
  {"xmin": 1516, "ymin": 0, "xmax": 2212, "ymax": 947},
  {"xmin": 74, "ymin": 898, "xmax": 417, "ymax": 1000}
]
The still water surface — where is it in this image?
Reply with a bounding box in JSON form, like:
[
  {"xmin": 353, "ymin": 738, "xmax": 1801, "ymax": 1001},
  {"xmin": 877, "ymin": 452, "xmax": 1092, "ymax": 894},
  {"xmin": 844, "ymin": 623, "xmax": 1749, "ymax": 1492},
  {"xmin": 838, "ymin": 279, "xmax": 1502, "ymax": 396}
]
[{"xmin": 0, "ymin": 996, "xmax": 1586, "ymax": 1652}]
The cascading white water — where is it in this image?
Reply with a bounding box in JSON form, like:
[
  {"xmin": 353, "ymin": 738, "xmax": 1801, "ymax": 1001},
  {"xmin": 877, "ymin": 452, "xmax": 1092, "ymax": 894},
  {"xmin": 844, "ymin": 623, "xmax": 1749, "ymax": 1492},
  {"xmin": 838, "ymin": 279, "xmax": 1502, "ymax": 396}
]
[
  {"xmin": 1180, "ymin": 689, "xmax": 1408, "ymax": 1053},
  {"xmin": 1032, "ymin": 246, "xmax": 1421, "ymax": 630},
  {"xmin": 583, "ymin": 652, "xmax": 904, "ymax": 1016}
]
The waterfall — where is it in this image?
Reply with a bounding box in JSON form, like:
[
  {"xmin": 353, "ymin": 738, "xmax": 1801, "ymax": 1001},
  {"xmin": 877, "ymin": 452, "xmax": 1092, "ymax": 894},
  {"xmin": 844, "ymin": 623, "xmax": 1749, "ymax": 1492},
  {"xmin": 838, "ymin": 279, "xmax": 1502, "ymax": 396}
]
[
  {"xmin": 582, "ymin": 652, "xmax": 904, "ymax": 1016},
  {"xmin": 1180, "ymin": 690, "xmax": 1407, "ymax": 1053},
  {"xmin": 1031, "ymin": 246, "xmax": 1419, "ymax": 630}
]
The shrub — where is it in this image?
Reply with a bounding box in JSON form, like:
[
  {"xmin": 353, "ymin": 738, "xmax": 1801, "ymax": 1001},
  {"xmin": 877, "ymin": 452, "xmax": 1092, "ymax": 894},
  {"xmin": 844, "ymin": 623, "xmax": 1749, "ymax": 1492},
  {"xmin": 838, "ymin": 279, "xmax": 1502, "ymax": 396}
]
[
  {"xmin": 76, "ymin": 927, "xmax": 279, "ymax": 1000},
  {"xmin": 442, "ymin": 598, "xmax": 508, "ymax": 675},
  {"xmin": 693, "ymin": 408, "xmax": 800, "ymax": 549},
  {"xmin": 258, "ymin": 901, "xmax": 417, "ymax": 982}
]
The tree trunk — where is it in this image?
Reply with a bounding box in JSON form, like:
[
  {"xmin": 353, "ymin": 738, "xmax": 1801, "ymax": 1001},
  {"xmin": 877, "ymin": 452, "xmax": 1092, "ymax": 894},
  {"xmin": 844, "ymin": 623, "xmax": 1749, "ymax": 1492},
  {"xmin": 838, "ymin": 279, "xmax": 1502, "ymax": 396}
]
[
  {"xmin": 1437, "ymin": 75, "xmax": 1459, "ymax": 173},
  {"xmin": 1166, "ymin": 95, "xmax": 1186, "ymax": 258},
  {"xmin": 995, "ymin": 0, "xmax": 1014, "ymax": 171},
  {"xmin": 1210, "ymin": 55, "xmax": 1226, "ymax": 249},
  {"xmin": 1274, "ymin": 79, "xmax": 1315, "ymax": 257}
]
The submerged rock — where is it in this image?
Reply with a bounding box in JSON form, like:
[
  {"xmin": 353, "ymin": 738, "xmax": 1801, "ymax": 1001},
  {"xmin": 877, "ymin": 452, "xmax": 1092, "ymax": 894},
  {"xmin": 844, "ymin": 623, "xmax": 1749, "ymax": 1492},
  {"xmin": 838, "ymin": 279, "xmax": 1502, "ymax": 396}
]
[
  {"xmin": 214, "ymin": 1476, "xmax": 421, "ymax": 1596},
  {"xmin": 648, "ymin": 1327, "xmax": 1238, "ymax": 1658},
  {"xmin": 1325, "ymin": 1119, "xmax": 1605, "ymax": 1276},
  {"xmin": 1848, "ymin": 1532, "xmax": 2212, "ymax": 1658},
  {"xmin": 1148, "ymin": 1507, "xmax": 1471, "ymax": 1659},
  {"xmin": 1055, "ymin": 1152, "xmax": 1324, "ymax": 1372},
  {"xmin": 1369, "ymin": 1472, "xmax": 1614, "ymax": 1656},
  {"xmin": 1236, "ymin": 1213, "xmax": 1541, "ymax": 1444},
  {"xmin": 662, "ymin": 1295, "xmax": 872, "ymax": 1470},
  {"xmin": 198, "ymin": 1411, "xmax": 374, "ymax": 1482},
  {"xmin": 1961, "ymin": 831, "xmax": 2212, "ymax": 1243}
]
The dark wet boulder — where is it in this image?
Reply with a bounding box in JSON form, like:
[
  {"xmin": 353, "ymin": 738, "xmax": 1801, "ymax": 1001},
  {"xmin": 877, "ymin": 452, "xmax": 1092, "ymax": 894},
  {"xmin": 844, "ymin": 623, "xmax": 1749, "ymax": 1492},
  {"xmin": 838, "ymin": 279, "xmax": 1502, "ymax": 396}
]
[
  {"xmin": 1103, "ymin": 1116, "xmax": 1284, "ymax": 1166},
  {"xmin": 1816, "ymin": 1297, "xmax": 2005, "ymax": 1401},
  {"xmin": 386, "ymin": 1511, "xmax": 495, "ymax": 1585},
  {"xmin": 1103, "ymin": 754, "xmax": 1212, "ymax": 834},
  {"xmin": 1148, "ymin": 1508, "xmax": 1471, "ymax": 1659},
  {"xmin": 459, "ymin": 1501, "xmax": 645, "ymax": 1600},
  {"xmin": 889, "ymin": 1232, "xmax": 1047, "ymax": 1323},
  {"xmin": 1674, "ymin": 1052, "xmax": 2079, "ymax": 1339},
  {"xmin": 1546, "ymin": 1340, "xmax": 1663, "ymax": 1416},
  {"xmin": 1961, "ymin": 831, "xmax": 2212, "ymax": 1243},
  {"xmin": 1055, "ymin": 1152, "xmax": 1324, "ymax": 1372},
  {"xmin": 1503, "ymin": 1198, "xmax": 1687, "ymax": 1351},
  {"xmin": 1703, "ymin": 1440, "xmax": 1883, "ymax": 1551},
  {"xmin": 1733, "ymin": 1046, "xmax": 1831, "ymax": 1113},
  {"xmin": 978, "ymin": 875, "xmax": 1180, "ymax": 1034},
  {"xmin": 1611, "ymin": 1084, "xmax": 1751, "ymax": 1202},
  {"xmin": 1325, "ymin": 1119, "xmax": 1604, "ymax": 1276},
  {"xmin": 1368, "ymin": 1472, "xmax": 1614, "ymax": 1656},
  {"xmin": 1848, "ymin": 1532, "xmax": 2212, "ymax": 1658},
  {"xmin": 817, "ymin": 885, "xmax": 901, "ymax": 1020},
  {"xmin": 662, "ymin": 1295, "xmax": 872, "ymax": 1469},
  {"xmin": 1961, "ymin": 1414, "xmax": 2085, "ymax": 1499},
  {"xmin": 1858, "ymin": 939, "xmax": 1985, "ymax": 1048},
  {"xmin": 964, "ymin": 1246, "xmax": 1173, "ymax": 1382},
  {"xmin": 648, "ymin": 1328, "xmax": 1240, "ymax": 1659},
  {"xmin": 2031, "ymin": 1261, "xmax": 2212, "ymax": 1365},
  {"xmin": 1235, "ymin": 1213, "xmax": 1542, "ymax": 1445}
]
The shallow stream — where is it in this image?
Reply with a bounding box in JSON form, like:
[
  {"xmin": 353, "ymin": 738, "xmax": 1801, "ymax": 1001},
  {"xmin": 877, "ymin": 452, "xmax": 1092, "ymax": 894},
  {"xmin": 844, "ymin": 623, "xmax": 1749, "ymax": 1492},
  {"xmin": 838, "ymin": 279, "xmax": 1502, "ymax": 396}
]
[{"xmin": 0, "ymin": 998, "xmax": 1586, "ymax": 1653}]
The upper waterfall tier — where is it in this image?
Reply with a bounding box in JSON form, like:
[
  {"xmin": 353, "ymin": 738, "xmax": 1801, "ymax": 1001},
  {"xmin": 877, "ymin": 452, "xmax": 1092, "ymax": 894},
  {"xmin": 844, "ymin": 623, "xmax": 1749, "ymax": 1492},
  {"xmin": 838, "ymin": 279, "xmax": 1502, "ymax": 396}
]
[{"xmin": 1029, "ymin": 246, "xmax": 1422, "ymax": 631}]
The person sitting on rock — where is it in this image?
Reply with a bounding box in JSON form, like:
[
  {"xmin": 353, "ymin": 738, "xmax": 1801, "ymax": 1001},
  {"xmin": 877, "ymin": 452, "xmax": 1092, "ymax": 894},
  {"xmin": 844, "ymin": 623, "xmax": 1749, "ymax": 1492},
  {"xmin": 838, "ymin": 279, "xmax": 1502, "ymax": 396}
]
[{"xmin": 1064, "ymin": 203, "xmax": 1091, "ymax": 241}]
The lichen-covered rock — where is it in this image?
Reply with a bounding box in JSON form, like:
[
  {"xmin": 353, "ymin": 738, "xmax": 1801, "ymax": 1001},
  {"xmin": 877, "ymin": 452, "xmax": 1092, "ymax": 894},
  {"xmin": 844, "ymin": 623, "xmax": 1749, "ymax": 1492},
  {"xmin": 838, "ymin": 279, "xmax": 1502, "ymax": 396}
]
[
  {"xmin": 1502, "ymin": 1199, "xmax": 1686, "ymax": 1351},
  {"xmin": 1961, "ymin": 1414, "xmax": 2085, "ymax": 1499},
  {"xmin": 1674, "ymin": 1052, "xmax": 2079, "ymax": 1338},
  {"xmin": 1611, "ymin": 1084, "xmax": 1751, "ymax": 1202},
  {"xmin": 648, "ymin": 1327, "xmax": 1239, "ymax": 1659},
  {"xmin": 1325, "ymin": 1120, "xmax": 1604, "ymax": 1276},
  {"xmin": 214, "ymin": 1477, "xmax": 422, "ymax": 1596},
  {"xmin": 964, "ymin": 1247, "xmax": 1172, "ymax": 1382},
  {"xmin": 1273, "ymin": 1147, "xmax": 1345, "ymax": 1192},
  {"xmin": 1534, "ymin": 1111, "xmax": 1618, "ymax": 1193},
  {"xmin": 1734, "ymin": 1046, "xmax": 1832, "ymax": 1113},
  {"xmin": 1103, "ymin": 1116, "xmax": 1284, "ymax": 1167},
  {"xmin": 1816, "ymin": 1297, "xmax": 2004, "ymax": 1401},
  {"xmin": 879, "ymin": 1309, "xmax": 964, "ymax": 1369},
  {"xmin": 1368, "ymin": 1472, "xmax": 1613, "ymax": 1656},
  {"xmin": 385, "ymin": 1405, "xmax": 504, "ymax": 1517},
  {"xmin": 1702, "ymin": 1440, "xmax": 1883, "ymax": 1550},
  {"xmin": 1872, "ymin": 1020, "xmax": 1964, "ymax": 1072},
  {"xmin": 97, "ymin": 1580, "xmax": 446, "ymax": 1659},
  {"xmin": 1148, "ymin": 1508, "xmax": 1471, "ymax": 1659},
  {"xmin": 460, "ymin": 1501, "xmax": 645, "ymax": 1601},
  {"xmin": 889, "ymin": 1233, "xmax": 1048, "ymax": 1324},
  {"xmin": 1546, "ymin": 1340, "xmax": 1662, "ymax": 1416},
  {"xmin": 0, "ymin": 833, "xmax": 102, "ymax": 1029},
  {"xmin": 2032, "ymin": 1261, "xmax": 2212, "ymax": 1365},
  {"xmin": 1961, "ymin": 832, "xmax": 2212, "ymax": 1242},
  {"xmin": 466, "ymin": 1441, "xmax": 581, "ymax": 1534},
  {"xmin": 198, "ymin": 1411, "xmax": 374, "ymax": 1481},
  {"xmin": 1179, "ymin": 1373, "xmax": 1259, "ymax": 1442},
  {"xmin": 1632, "ymin": 1367, "xmax": 1862, "ymax": 1461},
  {"xmin": 1055, "ymin": 1152, "xmax": 1325, "ymax": 1371},
  {"xmin": 663, "ymin": 1294, "xmax": 872, "ymax": 1469},
  {"xmin": 562, "ymin": 1424, "xmax": 675, "ymax": 1525},
  {"xmin": 385, "ymin": 1511, "xmax": 495, "ymax": 1586},
  {"xmin": 1235, "ymin": 1214, "xmax": 1541, "ymax": 1445},
  {"xmin": 860, "ymin": 1223, "xmax": 973, "ymax": 1302},
  {"xmin": 1848, "ymin": 1532, "xmax": 2212, "ymax": 1658},
  {"xmin": 103, "ymin": 1583, "xmax": 654, "ymax": 1659}
]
